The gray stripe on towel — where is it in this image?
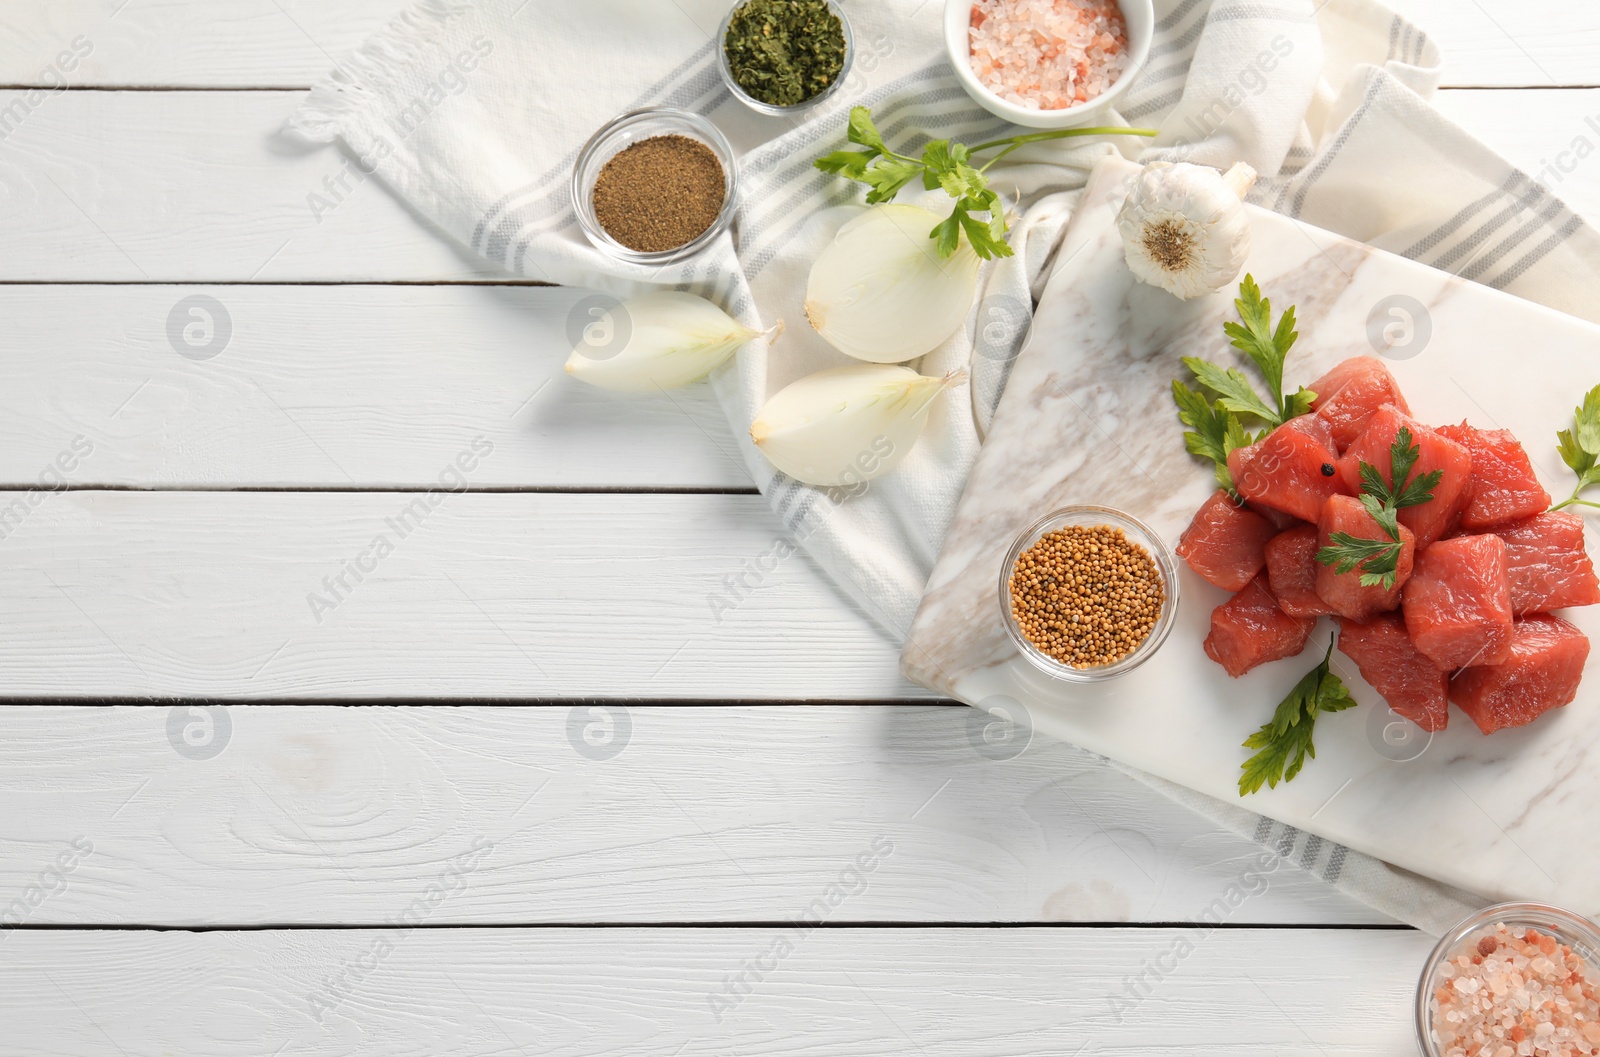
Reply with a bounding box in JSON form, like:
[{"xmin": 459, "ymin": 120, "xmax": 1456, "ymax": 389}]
[
  {"xmin": 1400, "ymin": 171, "xmax": 1525, "ymax": 260},
  {"xmin": 1459, "ymin": 195, "xmax": 1570, "ymax": 282},
  {"xmin": 1323, "ymin": 844, "xmax": 1347, "ymax": 884},
  {"xmin": 1490, "ymin": 213, "xmax": 1587, "ymax": 290},
  {"xmin": 1288, "ymin": 74, "xmax": 1385, "ymax": 217},
  {"xmin": 1156, "ymin": 0, "xmax": 1209, "ymax": 33},
  {"xmin": 1432, "ymin": 181, "xmax": 1549, "ymax": 272}
]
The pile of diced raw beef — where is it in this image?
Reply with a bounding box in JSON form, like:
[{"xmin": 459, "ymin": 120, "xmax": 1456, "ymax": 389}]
[{"xmin": 1177, "ymin": 356, "xmax": 1598, "ymax": 735}]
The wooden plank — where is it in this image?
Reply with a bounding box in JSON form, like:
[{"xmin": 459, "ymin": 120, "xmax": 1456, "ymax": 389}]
[
  {"xmin": 0, "ymin": 0, "xmax": 390, "ymax": 89},
  {"xmin": 0, "ymin": 90, "xmax": 502, "ymax": 282},
  {"xmin": 0, "ymin": 704, "xmax": 1390, "ymax": 925},
  {"xmin": 2, "ymin": 88, "xmax": 1598, "ymax": 283},
  {"xmin": 0, "ymin": 927, "xmax": 1431, "ymax": 1054},
  {"xmin": 0, "ymin": 490, "xmax": 932, "ymax": 700},
  {"xmin": 1387, "ymin": 0, "xmax": 1600, "ymax": 87},
  {"xmin": 0, "ymin": 0, "xmax": 1591, "ymax": 88},
  {"xmin": 0, "ymin": 283, "xmax": 748, "ymax": 489}
]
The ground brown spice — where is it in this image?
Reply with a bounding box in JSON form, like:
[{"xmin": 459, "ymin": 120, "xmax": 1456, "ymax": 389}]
[
  {"xmin": 1009, "ymin": 525, "xmax": 1166, "ymax": 668},
  {"xmin": 592, "ymin": 135, "xmax": 726, "ymax": 253}
]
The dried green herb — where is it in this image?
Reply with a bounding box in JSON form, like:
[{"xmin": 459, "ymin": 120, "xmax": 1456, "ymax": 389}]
[{"xmin": 724, "ymin": 0, "xmax": 847, "ymax": 107}]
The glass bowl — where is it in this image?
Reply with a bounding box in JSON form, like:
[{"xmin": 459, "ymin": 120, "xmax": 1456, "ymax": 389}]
[
  {"xmin": 998, "ymin": 506, "xmax": 1180, "ymax": 683},
  {"xmin": 716, "ymin": 0, "xmax": 854, "ymax": 117},
  {"xmin": 571, "ymin": 106, "xmax": 739, "ymax": 266},
  {"xmin": 1416, "ymin": 902, "xmax": 1600, "ymax": 1056}
]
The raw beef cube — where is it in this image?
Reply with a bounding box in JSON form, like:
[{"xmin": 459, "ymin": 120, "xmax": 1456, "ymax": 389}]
[
  {"xmin": 1335, "ymin": 613, "xmax": 1448, "ymax": 732},
  {"xmin": 1229, "ymin": 414, "xmax": 1351, "ymax": 523},
  {"xmin": 1177, "ymin": 490, "xmax": 1279, "ymax": 592},
  {"xmin": 1203, "ymin": 574, "xmax": 1316, "ymax": 678},
  {"xmin": 1315, "ymin": 494, "xmax": 1414, "ymax": 621},
  {"xmin": 1436, "ymin": 422, "xmax": 1551, "ymax": 530},
  {"xmin": 1487, "ymin": 511, "xmax": 1600, "ymax": 614},
  {"xmin": 1337, "ymin": 405, "xmax": 1473, "ymax": 548},
  {"xmin": 1450, "ymin": 615, "xmax": 1590, "ymax": 733},
  {"xmin": 1247, "ymin": 502, "xmax": 1304, "ymax": 533},
  {"xmin": 1308, "ymin": 356, "xmax": 1411, "ymax": 451},
  {"xmin": 1402, "ymin": 534, "xmax": 1514, "ymax": 669},
  {"xmin": 1265, "ymin": 525, "xmax": 1334, "ymax": 618}
]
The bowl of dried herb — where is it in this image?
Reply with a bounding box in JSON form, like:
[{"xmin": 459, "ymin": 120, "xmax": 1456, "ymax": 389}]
[
  {"xmin": 718, "ymin": 0, "xmax": 854, "ymax": 116},
  {"xmin": 571, "ymin": 107, "xmax": 740, "ymax": 265}
]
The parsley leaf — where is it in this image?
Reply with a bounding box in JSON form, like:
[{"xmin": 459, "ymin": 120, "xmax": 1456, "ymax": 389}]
[
  {"xmin": 1184, "ymin": 276, "xmax": 1315, "ymax": 430},
  {"xmin": 1224, "ymin": 276, "xmax": 1290, "ymax": 397},
  {"xmin": 1358, "ymin": 492, "xmax": 1399, "ymax": 540},
  {"xmin": 1181, "ymin": 357, "xmax": 1280, "ymax": 425},
  {"xmin": 1317, "ymin": 532, "xmax": 1404, "ymax": 588},
  {"xmin": 1384, "ymin": 427, "xmax": 1419, "ymax": 498},
  {"xmin": 1173, "ymin": 380, "xmax": 1252, "ymax": 495},
  {"xmin": 1314, "ymin": 427, "xmax": 1441, "ymax": 590},
  {"xmin": 847, "ymin": 107, "xmax": 887, "ymax": 152},
  {"xmin": 815, "ymin": 105, "xmax": 1157, "ymax": 260},
  {"xmin": 1172, "ymin": 278, "xmax": 1316, "ymax": 495},
  {"xmin": 931, "ymin": 210, "xmax": 962, "ymax": 259},
  {"xmin": 860, "ymin": 159, "xmax": 922, "ymax": 204},
  {"xmin": 1220, "ymin": 275, "xmax": 1313, "ymax": 425},
  {"xmin": 1396, "ymin": 468, "xmax": 1444, "ymax": 511},
  {"xmin": 1239, "ymin": 639, "xmax": 1357, "ymax": 796},
  {"xmin": 1552, "ymin": 383, "xmax": 1600, "ymax": 511}
]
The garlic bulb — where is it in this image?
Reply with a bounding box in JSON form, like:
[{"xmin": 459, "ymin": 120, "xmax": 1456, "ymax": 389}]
[
  {"xmin": 1116, "ymin": 161, "xmax": 1258, "ymax": 300},
  {"xmin": 750, "ymin": 364, "xmax": 967, "ymax": 487},
  {"xmin": 565, "ymin": 291, "xmax": 774, "ymax": 393},
  {"xmin": 805, "ymin": 204, "xmax": 981, "ymax": 364}
]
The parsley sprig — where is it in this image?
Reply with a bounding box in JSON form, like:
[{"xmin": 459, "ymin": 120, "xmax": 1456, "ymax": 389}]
[
  {"xmin": 1172, "ymin": 276, "xmax": 1312, "ymax": 497},
  {"xmin": 816, "ymin": 106, "xmax": 1157, "ymax": 260},
  {"xmin": 1314, "ymin": 427, "xmax": 1441, "ymax": 590},
  {"xmin": 1239, "ymin": 638, "xmax": 1357, "ymax": 796},
  {"xmin": 1172, "ymin": 379, "xmax": 1254, "ymax": 495},
  {"xmin": 1553, "ymin": 383, "xmax": 1600, "ymax": 511}
]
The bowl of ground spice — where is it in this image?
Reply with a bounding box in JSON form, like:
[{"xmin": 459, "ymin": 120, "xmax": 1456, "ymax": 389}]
[
  {"xmin": 999, "ymin": 506, "xmax": 1178, "ymax": 681},
  {"xmin": 572, "ymin": 107, "xmax": 739, "ymax": 264},
  {"xmin": 1418, "ymin": 902, "xmax": 1600, "ymax": 1057},
  {"xmin": 718, "ymin": 0, "xmax": 853, "ymax": 116}
]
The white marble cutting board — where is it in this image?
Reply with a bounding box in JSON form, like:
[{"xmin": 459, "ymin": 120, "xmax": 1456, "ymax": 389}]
[{"xmin": 903, "ymin": 155, "xmax": 1600, "ymax": 913}]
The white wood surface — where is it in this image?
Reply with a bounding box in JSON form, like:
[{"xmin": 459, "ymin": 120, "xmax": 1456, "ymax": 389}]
[
  {"xmin": 0, "ymin": 0, "xmax": 1590, "ymax": 87},
  {"xmin": 0, "ymin": 927, "xmax": 1433, "ymax": 1055},
  {"xmin": 0, "ymin": 283, "xmax": 746, "ymax": 489},
  {"xmin": 0, "ymin": 0, "xmax": 1586, "ymax": 1051},
  {"xmin": 0, "ymin": 705, "xmax": 1386, "ymax": 925},
  {"xmin": 0, "ymin": 88, "xmax": 1596, "ymax": 282},
  {"xmin": 0, "ymin": 90, "xmax": 499, "ymax": 282},
  {"xmin": 0, "ymin": 491, "xmax": 928, "ymax": 700}
]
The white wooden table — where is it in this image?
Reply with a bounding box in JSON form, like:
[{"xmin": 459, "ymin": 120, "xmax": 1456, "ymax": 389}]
[{"xmin": 0, "ymin": 3, "xmax": 1593, "ymax": 1053}]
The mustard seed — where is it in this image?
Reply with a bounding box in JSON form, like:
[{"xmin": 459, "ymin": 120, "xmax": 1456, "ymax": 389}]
[{"xmin": 1008, "ymin": 524, "xmax": 1166, "ymax": 669}]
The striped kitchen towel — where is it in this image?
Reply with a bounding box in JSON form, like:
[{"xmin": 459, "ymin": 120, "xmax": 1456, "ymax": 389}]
[{"xmin": 287, "ymin": 0, "xmax": 1599, "ymax": 932}]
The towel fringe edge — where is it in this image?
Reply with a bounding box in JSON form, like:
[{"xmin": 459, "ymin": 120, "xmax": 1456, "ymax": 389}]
[{"xmin": 285, "ymin": 0, "xmax": 476, "ymax": 142}]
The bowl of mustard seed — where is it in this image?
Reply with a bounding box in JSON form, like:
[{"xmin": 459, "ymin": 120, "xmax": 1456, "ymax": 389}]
[
  {"xmin": 999, "ymin": 506, "xmax": 1179, "ymax": 682},
  {"xmin": 718, "ymin": 0, "xmax": 854, "ymax": 117},
  {"xmin": 572, "ymin": 107, "xmax": 739, "ymax": 265}
]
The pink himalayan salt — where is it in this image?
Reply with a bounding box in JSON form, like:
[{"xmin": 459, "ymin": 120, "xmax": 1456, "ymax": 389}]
[
  {"xmin": 1429, "ymin": 922, "xmax": 1600, "ymax": 1057},
  {"xmin": 967, "ymin": 0, "xmax": 1129, "ymax": 111}
]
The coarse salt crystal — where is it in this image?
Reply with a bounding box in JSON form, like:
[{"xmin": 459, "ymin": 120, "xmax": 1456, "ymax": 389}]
[
  {"xmin": 967, "ymin": 0, "xmax": 1130, "ymax": 111},
  {"xmin": 1429, "ymin": 924, "xmax": 1600, "ymax": 1057}
]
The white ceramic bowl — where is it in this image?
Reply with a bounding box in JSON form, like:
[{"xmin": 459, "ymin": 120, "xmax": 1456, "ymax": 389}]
[{"xmin": 944, "ymin": 0, "xmax": 1153, "ymax": 129}]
